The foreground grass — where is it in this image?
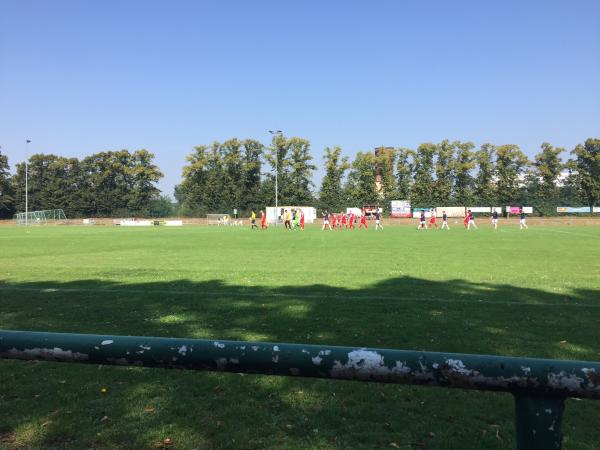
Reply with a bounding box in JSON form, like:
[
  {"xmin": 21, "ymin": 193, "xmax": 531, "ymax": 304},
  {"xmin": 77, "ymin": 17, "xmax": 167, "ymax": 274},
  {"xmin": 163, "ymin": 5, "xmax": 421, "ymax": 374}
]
[{"xmin": 0, "ymin": 224, "xmax": 599, "ymax": 449}]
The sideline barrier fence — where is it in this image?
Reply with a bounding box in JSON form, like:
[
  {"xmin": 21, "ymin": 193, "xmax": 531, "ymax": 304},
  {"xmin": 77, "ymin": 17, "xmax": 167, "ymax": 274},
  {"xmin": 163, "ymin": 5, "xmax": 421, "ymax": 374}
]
[{"xmin": 1, "ymin": 330, "xmax": 598, "ymax": 449}]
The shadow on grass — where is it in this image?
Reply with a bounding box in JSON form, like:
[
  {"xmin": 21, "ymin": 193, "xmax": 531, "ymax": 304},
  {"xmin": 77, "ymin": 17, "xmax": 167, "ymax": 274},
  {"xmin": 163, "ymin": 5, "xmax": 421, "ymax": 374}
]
[{"xmin": 0, "ymin": 276, "xmax": 599, "ymax": 449}]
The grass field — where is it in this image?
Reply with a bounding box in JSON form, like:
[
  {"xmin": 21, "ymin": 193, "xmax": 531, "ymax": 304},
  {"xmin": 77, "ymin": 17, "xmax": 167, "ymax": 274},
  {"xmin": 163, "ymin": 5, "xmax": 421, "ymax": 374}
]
[{"xmin": 1, "ymin": 223, "xmax": 599, "ymax": 449}]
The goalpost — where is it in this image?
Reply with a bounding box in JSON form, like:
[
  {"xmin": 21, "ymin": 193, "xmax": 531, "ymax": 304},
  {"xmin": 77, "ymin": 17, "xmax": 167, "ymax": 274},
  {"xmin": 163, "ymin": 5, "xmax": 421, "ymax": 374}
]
[
  {"xmin": 14, "ymin": 209, "xmax": 67, "ymax": 225},
  {"xmin": 207, "ymin": 213, "xmax": 231, "ymax": 225}
]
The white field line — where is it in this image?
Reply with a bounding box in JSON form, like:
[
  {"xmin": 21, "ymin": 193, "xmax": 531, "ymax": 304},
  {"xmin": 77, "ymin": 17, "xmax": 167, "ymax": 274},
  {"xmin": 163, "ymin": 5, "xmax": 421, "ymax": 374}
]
[{"xmin": 0, "ymin": 285, "xmax": 597, "ymax": 308}]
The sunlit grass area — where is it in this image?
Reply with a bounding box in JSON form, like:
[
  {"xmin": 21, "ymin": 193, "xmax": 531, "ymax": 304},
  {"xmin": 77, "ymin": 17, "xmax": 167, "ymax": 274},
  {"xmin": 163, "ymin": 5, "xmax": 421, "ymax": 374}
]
[{"xmin": 1, "ymin": 224, "xmax": 599, "ymax": 449}]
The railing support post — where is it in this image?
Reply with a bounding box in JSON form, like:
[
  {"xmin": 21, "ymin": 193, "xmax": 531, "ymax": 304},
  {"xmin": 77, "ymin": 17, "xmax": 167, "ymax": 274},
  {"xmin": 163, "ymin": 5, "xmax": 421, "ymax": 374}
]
[{"xmin": 514, "ymin": 394, "xmax": 565, "ymax": 450}]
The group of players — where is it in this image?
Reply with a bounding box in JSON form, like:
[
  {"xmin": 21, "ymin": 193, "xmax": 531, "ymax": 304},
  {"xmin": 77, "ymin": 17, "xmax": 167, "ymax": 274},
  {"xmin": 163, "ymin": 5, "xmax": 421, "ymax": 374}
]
[
  {"xmin": 250, "ymin": 207, "xmax": 530, "ymax": 231},
  {"xmin": 250, "ymin": 209, "xmax": 305, "ymax": 230},
  {"xmin": 417, "ymin": 208, "xmax": 529, "ymax": 230},
  {"xmin": 321, "ymin": 209, "xmax": 384, "ymax": 231}
]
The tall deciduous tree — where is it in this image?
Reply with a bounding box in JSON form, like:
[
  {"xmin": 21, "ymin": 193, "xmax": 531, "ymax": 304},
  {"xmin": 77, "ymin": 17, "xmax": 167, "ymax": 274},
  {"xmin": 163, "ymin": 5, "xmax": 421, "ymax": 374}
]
[
  {"xmin": 319, "ymin": 146, "xmax": 349, "ymax": 211},
  {"xmin": 473, "ymin": 144, "xmax": 496, "ymax": 206},
  {"xmin": 395, "ymin": 148, "xmax": 413, "ymax": 200},
  {"xmin": 240, "ymin": 139, "xmax": 264, "ymax": 211},
  {"xmin": 434, "ymin": 140, "xmax": 455, "ymax": 205},
  {"xmin": 345, "ymin": 152, "xmax": 379, "ymax": 207},
  {"xmin": 287, "ymin": 137, "xmax": 316, "ymax": 205},
  {"xmin": 411, "ymin": 143, "xmax": 436, "ymax": 207},
  {"xmin": 0, "ymin": 151, "xmax": 15, "ymax": 218},
  {"xmin": 531, "ymin": 143, "xmax": 564, "ymax": 214},
  {"xmin": 376, "ymin": 147, "xmax": 397, "ymax": 212},
  {"xmin": 572, "ymin": 138, "xmax": 600, "ymax": 209},
  {"xmin": 453, "ymin": 141, "xmax": 476, "ymax": 205},
  {"xmin": 494, "ymin": 144, "xmax": 529, "ymax": 205}
]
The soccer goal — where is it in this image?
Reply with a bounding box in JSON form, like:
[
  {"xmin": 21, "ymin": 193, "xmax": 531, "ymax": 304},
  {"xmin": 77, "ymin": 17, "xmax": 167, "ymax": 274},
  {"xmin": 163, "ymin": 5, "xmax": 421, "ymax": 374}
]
[
  {"xmin": 207, "ymin": 213, "xmax": 231, "ymax": 225},
  {"xmin": 14, "ymin": 209, "xmax": 68, "ymax": 225}
]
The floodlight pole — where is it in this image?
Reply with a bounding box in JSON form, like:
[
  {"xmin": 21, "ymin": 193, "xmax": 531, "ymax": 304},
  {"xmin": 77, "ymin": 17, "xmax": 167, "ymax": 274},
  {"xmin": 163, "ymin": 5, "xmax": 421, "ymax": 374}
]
[
  {"xmin": 269, "ymin": 130, "xmax": 283, "ymax": 226},
  {"xmin": 25, "ymin": 140, "xmax": 30, "ymax": 226}
]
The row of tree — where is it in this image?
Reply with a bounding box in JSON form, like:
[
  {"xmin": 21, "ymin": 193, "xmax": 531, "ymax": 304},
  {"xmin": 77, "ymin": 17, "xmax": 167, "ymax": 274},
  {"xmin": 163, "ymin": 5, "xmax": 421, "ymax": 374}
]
[
  {"xmin": 0, "ymin": 150, "xmax": 165, "ymax": 218},
  {"xmin": 0, "ymin": 137, "xmax": 598, "ymax": 219},
  {"xmin": 175, "ymin": 136, "xmax": 599, "ymax": 216}
]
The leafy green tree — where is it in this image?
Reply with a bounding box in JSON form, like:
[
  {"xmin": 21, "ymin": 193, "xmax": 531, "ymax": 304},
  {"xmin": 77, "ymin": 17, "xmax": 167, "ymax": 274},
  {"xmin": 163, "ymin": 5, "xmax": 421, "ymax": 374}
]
[
  {"xmin": 287, "ymin": 137, "xmax": 316, "ymax": 204},
  {"xmin": 453, "ymin": 141, "xmax": 476, "ymax": 205},
  {"xmin": 395, "ymin": 148, "xmax": 413, "ymax": 200},
  {"xmin": 263, "ymin": 134, "xmax": 292, "ymax": 205},
  {"xmin": 176, "ymin": 145, "xmax": 211, "ymax": 216},
  {"xmin": 149, "ymin": 195, "xmax": 175, "ymax": 217},
  {"xmin": 531, "ymin": 143, "xmax": 564, "ymax": 215},
  {"xmin": 473, "ymin": 144, "xmax": 496, "ymax": 206},
  {"xmin": 263, "ymin": 135, "xmax": 314, "ymax": 206},
  {"xmin": 0, "ymin": 150, "xmax": 15, "ymax": 218},
  {"xmin": 13, "ymin": 154, "xmax": 64, "ymax": 213},
  {"xmin": 494, "ymin": 144, "xmax": 529, "ymax": 206},
  {"xmin": 127, "ymin": 149, "xmax": 163, "ymax": 215},
  {"xmin": 433, "ymin": 140, "xmax": 455, "ymax": 205},
  {"xmin": 376, "ymin": 147, "xmax": 397, "ymax": 213},
  {"xmin": 345, "ymin": 152, "xmax": 379, "ymax": 207},
  {"xmin": 80, "ymin": 149, "xmax": 163, "ymax": 216},
  {"xmin": 240, "ymin": 139, "xmax": 264, "ymax": 211},
  {"xmin": 411, "ymin": 143, "xmax": 436, "ymax": 207},
  {"xmin": 220, "ymin": 139, "xmax": 244, "ymax": 211},
  {"xmin": 319, "ymin": 146, "xmax": 349, "ymax": 211},
  {"xmin": 572, "ymin": 138, "xmax": 600, "ymax": 209},
  {"xmin": 559, "ymin": 159, "xmax": 584, "ymax": 206}
]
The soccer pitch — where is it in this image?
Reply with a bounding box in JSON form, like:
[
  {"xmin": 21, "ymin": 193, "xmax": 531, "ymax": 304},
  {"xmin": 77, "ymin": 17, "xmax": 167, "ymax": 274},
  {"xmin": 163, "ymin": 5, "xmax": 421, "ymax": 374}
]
[{"xmin": 1, "ymin": 224, "xmax": 599, "ymax": 449}]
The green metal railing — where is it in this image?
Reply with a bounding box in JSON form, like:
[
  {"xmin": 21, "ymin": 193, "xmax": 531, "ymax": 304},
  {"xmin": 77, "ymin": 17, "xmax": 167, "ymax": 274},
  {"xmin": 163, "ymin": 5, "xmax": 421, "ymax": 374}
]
[{"xmin": 1, "ymin": 330, "xmax": 598, "ymax": 449}]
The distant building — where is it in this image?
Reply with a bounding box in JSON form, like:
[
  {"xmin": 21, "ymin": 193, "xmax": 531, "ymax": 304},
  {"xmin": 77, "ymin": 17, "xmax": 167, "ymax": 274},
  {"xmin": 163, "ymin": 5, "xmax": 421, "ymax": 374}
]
[{"xmin": 374, "ymin": 146, "xmax": 394, "ymax": 196}]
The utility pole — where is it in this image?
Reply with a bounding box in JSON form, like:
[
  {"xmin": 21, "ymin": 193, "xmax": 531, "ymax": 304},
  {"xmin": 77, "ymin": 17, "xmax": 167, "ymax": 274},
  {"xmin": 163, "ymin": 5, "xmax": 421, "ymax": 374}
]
[
  {"xmin": 268, "ymin": 130, "xmax": 283, "ymax": 226},
  {"xmin": 25, "ymin": 140, "xmax": 31, "ymax": 225}
]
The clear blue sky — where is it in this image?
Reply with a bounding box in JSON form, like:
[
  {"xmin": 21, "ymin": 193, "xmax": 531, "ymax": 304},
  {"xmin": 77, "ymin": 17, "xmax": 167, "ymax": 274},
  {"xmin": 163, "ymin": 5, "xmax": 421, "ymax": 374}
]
[{"xmin": 1, "ymin": 0, "xmax": 599, "ymax": 197}]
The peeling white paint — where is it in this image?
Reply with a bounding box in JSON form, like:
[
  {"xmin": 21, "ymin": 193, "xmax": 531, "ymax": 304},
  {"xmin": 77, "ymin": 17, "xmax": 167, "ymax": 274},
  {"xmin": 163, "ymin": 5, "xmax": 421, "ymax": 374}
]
[
  {"xmin": 139, "ymin": 345, "xmax": 151, "ymax": 350},
  {"xmin": 547, "ymin": 371, "xmax": 584, "ymax": 391},
  {"xmin": 392, "ymin": 361, "xmax": 412, "ymax": 375},
  {"xmin": 94, "ymin": 346, "xmax": 100, "ymax": 350},
  {"xmin": 545, "ymin": 408, "xmax": 553, "ymax": 414},
  {"xmin": 213, "ymin": 341, "xmax": 225, "ymax": 349},
  {"xmin": 432, "ymin": 363, "xmax": 439, "ymax": 369},
  {"xmin": 582, "ymin": 368, "xmax": 598, "ymax": 385},
  {"xmin": 251, "ymin": 346, "xmax": 259, "ymax": 351},
  {"xmin": 521, "ymin": 366, "xmax": 531, "ymax": 375},
  {"xmin": 178, "ymin": 345, "xmax": 188, "ymax": 356},
  {"xmin": 446, "ymin": 359, "xmax": 474, "ymax": 376},
  {"xmin": 101, "ymin": 340, "xmax": 114, "ymax": 346},
  {"xmin": 273, "ymin": 345, "xmax": 280, "ymax": 352},
  {"xmin": 312, "ymin": 356, "xmax": 322, "ymax": 365},
  {"xmin": 272, "ymin": 355, "xmax": 279, "ymax": 363},
  {"xmin": 331, "ymin": 349, "xmax": 392, "ymax": 380},
  {"xmin": 7, "ymin": 347, "xmax": 89, "ymax": 362}
]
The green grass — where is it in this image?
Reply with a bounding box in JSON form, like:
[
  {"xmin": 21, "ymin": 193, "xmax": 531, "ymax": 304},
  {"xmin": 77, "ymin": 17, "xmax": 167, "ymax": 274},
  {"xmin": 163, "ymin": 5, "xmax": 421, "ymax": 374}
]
[{"xmin": 0, "ymin": 223, "xmax": 599, "ymax": 449}]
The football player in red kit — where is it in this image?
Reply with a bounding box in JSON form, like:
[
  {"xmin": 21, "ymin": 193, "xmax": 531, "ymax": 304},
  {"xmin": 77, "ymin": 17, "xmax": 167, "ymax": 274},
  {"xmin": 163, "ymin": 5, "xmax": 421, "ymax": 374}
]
[
  {"xmin": 341, "ymin": 213, "xmax": 348, "ymax": 228},
  {"xmin": 429, "ymin": 213, "xmax": 438, "ymax": 229},
  {"xmin": 359, "ymin": 212, "xmax": 368, "ymax": 229}
]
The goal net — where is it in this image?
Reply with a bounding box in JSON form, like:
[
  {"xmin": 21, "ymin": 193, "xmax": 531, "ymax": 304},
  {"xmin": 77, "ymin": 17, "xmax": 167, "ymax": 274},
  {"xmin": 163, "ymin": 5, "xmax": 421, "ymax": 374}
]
[
  {"xmin": 14, "ymin": 209, "xmax": 68, "ymax": 225},
  {"xmin": 207, "ymin": 213, "xmax": 231, "ymax": 225}
]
